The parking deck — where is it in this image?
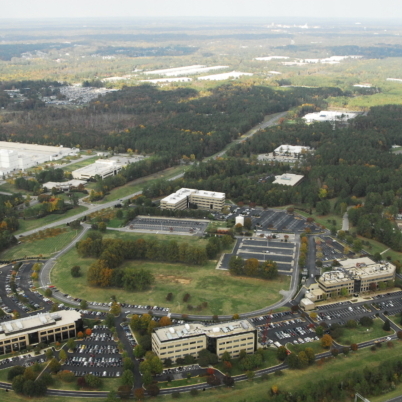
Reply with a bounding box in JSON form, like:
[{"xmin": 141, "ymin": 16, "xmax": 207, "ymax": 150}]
[
  {"xmin": 220, "ymin": 236, "xmax": 296, "ymax": 274},
  {"xmin": 128, "ymin": 216, "xmax": 208, "ymax": 235}
]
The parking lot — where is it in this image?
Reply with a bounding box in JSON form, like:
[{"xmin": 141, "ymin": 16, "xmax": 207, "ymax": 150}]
[
  {"xmin": 127, "ymin": 216, "xmax": 208, "ymax": 235},
  {"xmin": 317, "ymin": 236, "xmax": 357, "ymax": 266},
  {"xmin": 250, "ymin": 311, "xmax": 318, "ymax": 346},
  {"xmin": 313, "ymin": 291, "xmax": 402, "ymax": 327},
  {"xmin": 62, "ymin": 326, "xmax": 123, "ymax": 378},
  {"xmin": 228, "ymin": 207, "xmax": 321, "ymax": 233},
  {"xmin": 220, "ymin": 236, "xmax": 296, "ymax": 273}
]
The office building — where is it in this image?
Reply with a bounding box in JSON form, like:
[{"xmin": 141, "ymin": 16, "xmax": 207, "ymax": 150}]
[
  {"xmin": 152, "ymin": 320, "xmax": 257, "ymax": 362},
  {"xmin": 0, "ymin": 311, "xmax": 82, "ymax": 355},
  {"xmin": 160, "ymin": 188, "xmax": 225, "ymax": 211},
  {"xmin": 313, "ymin": 257, "xmax": 396, "ymax": 299}
]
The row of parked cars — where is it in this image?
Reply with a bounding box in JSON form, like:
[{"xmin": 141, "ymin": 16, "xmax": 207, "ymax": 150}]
[
  {"xmin": 66, "ymin": 356, "xmax": 122, "ymax": 368},
  {"xmin": 70, "ymin": 370, "xmax": 121, "ymax": 378}
]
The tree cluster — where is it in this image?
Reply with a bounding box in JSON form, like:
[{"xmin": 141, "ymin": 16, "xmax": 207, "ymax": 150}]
[{"xmin": 229, "ymin": 256, "xmax": 278, "ymax": 280}]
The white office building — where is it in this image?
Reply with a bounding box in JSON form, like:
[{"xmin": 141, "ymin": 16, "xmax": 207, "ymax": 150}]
[{"xmin": 303, "ymin": 111, "xmax": 358, "ymax": 124}]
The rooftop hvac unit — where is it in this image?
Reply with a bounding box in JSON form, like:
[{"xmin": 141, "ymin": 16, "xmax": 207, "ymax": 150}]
[
  {"xmin": 212, "ymin": 327, "xmax": 220, "ymax": 333},
  {"xmin": 241, "ymin": 322, "xmax": 249, "ymax": 330},
  {"xmin": 169, "ymin": 327, "xmax": 175, "ymax": 334},
  {"xmin": 185, "ymin": 323, "xmax": 190, "ymax": 331}
]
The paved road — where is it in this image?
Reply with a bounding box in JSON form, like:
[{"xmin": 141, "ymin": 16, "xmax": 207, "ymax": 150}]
[
  {"xmin": 39, "ymin": 224, "xmax": 91, "ymax": 287},
  {"xmin": 342, "ymin": 212, "xmax": 349, "ymax": 231},
  {"xmin": 214, "ymin": 111, "xmax": 288, "ymax": 158}
]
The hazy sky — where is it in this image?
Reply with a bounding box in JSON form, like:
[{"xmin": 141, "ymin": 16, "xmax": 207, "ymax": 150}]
[{"xmin": 3, "ymin": 0, "xmax": 401, "ymax": 20}]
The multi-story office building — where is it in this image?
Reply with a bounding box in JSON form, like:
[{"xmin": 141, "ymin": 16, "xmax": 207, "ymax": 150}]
[
  {"xmin": 0, "ymin": 311, "xmax": 82, "ymax": 355},
  {"xmin": 315, "ymin": 257, "xmax": 395, "ymax": 298},
  {"xmin": 152, "ymin": 320, "xmax": 256, "ymax": 362},
  {"xmin": 160, "ymin": 188, "xmax": 225, "ymax": 211}
]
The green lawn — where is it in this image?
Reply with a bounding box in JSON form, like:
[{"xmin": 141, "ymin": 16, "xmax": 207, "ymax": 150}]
[
  {"xmin": 287, "ymin": 340, "xmax": 324, "ymax": 355},
  {"xmin": 61, "ymin": 156, "xmax": 99, "ymax": 172},
  {"xmin": 293, "ymin": 198, "xmax": 343, "ymax": 231},
  {"xmin": 88, "ymin": 165, "xmax": 187, "ymax": 204},
  {"xmin": 15, "ymin": 206, "xmax": 88, "ymax": 234},
  {"xmin": 0, "ymin": 228, "xmax": 81, "ymax": 260},
  {"xmin": 51, "ymin": 244, "xmax": 290, "ymax": 316},
  {"xmin": 159, "ymin": 375, "xmax": 207, "ymax": 389},
  {"xmin": 0, "ymin": 182, "xmax": 30, "ymax": 195},
  {"xmin": 337, "ymin": 319, "xmax": 392, "ymax": 345},
  {"xmin": 389, "ymin": 314, "xmax": 402, "ymax": 330},
  {"xmin": 99, "ymin": 229, "xmax": 209, "ymax": 246}
]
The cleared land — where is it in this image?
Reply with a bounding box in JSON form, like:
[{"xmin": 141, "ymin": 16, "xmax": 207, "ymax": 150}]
[
  {"xmin": 52, "ymin": 245, "xmax": 289, "ymax": 316},
  {"xmin": 0, "ymin": 228, "xmax": 81, "ymax": 260},
  {"xmin": 337, "ymin": 319, "xmax": 392, "ymax": 345}
]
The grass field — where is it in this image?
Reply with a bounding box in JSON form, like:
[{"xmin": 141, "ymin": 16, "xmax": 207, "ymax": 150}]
[
  {"xmin": 15, "ymin": 206, "xmax": 88, "ymax": 234},
  {"xmin": 61, "ymin": 156, "xmax": 99, "ymax": 172},
  {"xmin": 389, "ymin": 314, "xmax": 402, "ymax": 330},
  {"xmin": 287, "ymin": 340, "xmax": 324, "ymax": 355},
  {"xmin": 0, "ymin": 182, "xmax": 29, "ymax": 195},
  {"xmin": 87, "ymin": 165, "xmax": 187, "ymax": 204},
  {"xmin": 0, "ymin": 228, "xmax": 81, "ymax": 260},
  {"xmin": 292, "ymin": 198, "xmax": 343, "ymax": 231},
  {"xmin": 337, "ymin": 319, "xmax": 392, "ymax": 345},
  {"xmin": 51, "ymin": 244, "xmax": 290, "ymax": 316}
]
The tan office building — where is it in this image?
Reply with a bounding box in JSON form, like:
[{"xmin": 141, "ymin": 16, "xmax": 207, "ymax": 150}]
[
  {"xmin": 152, "ymin": 320, "xmax": 256, "ymax": 362},
  {"xmin": 160, "ymin": 188, "xmax": 225, "ymax": 211},
  {"xmin": 317, "ymin": 257, "xmax": 395, "ymax": 297},
  {"xmin": 0, "ymin": 311, "xmax": 82, "ymax": 355}
]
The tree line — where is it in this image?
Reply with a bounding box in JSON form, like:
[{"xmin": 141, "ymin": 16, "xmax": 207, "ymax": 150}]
[
  {"xmin": 76, "ymin": 232, "xmax": 230, "ymax": 289},
  {"xmin": 229, "ymin": 256, "xmax": 279, "ymax": 280},
  {"xmin": 0, "ymin": 83, "xmax": 345, "ymax": 162}
]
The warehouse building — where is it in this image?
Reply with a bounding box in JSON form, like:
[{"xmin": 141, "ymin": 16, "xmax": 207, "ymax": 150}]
[
  {"xmin": 303, "ymin": 110, "xmax": 358, "ymax": 124},
  {"xmin": 160, "ymin": 188, "xmax": 225, "ymax": 211},
  {"xmin": 273, "ymin": 173, "xmax": 304, "ymax": 187},
  {"xmin": 0, "ymin": 311, "xmax": 82, "ymax": 355},
  {"xmin": 313, "ymin": 257, "xmax": 396, "ymax": 299},
  {"xmin": 152, "ymin": 320, "xmax": 257, "ymax": 362},
  {"xmin": 0, "ymin": 142, "xmax": 77, "ymax": 176},
  {"xmin": 72, "ymin": 155, "xmax": 145, "ymax": 180}
]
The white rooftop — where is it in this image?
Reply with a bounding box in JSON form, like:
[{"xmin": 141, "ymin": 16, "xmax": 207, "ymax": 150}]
[
  {"xmin": 198, "ymin": 71, "xmax": 253, "ymax": 81},
  {"xmin": 303, "ymin": 110, "xmax": 358, "ymax": 123},
  {"xmin": 274, "ymin": 145, "xmax": 311, "ymax": 155},
  {"xmin": 154, "ymin": 320, "xmax": 255, "ymax": 342},
  {"xmin": 0, "ymin": 311, "xmax": 81, "ymax": 340},
  {"xmin": 161, "ymin": 188, "xmax": 225, "ymax": 205},
  {"xmin": 273, "ymin": 173, "xmax": 304, "ymax": 186}
]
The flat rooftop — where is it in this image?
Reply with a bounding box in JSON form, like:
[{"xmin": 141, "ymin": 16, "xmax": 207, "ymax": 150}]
[
  {"xmin": 0, "ymin": 311, "xmax": 81, "ymax": 340},
  {"xmin": 274, "ymin": 145, "xmax": 311, "ymax": 154},
  {"xmin": 161, "ymin": 188, "xmax": 225, "ymax": 205},
  {"xmin": 0, "ymin": 142, "xmax": 76, "ymax": 157},
  {"xmin": 154, "ymin": 320, "xmax": 255, "ymax": 342},
  {"xmin": 319, "ymin": 260, "xmax": 395, "ymax": 286},
  {"xmin": 273, "ymin": 174, "xmax": 304, "ymax": 186}
]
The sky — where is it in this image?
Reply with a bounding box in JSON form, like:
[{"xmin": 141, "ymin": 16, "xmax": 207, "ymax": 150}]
[{"xmin": 2, "ymin": 0, "xmax": 401, "ymax": 20}]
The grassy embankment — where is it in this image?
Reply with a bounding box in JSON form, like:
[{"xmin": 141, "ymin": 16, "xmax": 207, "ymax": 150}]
[
  {"xmin": 0, "ymin": 227, "xmax": 81, "ymax": 260},
  {"xmin": 14, "ymin": 206, "xmax": 88, "ymax": 235}
]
